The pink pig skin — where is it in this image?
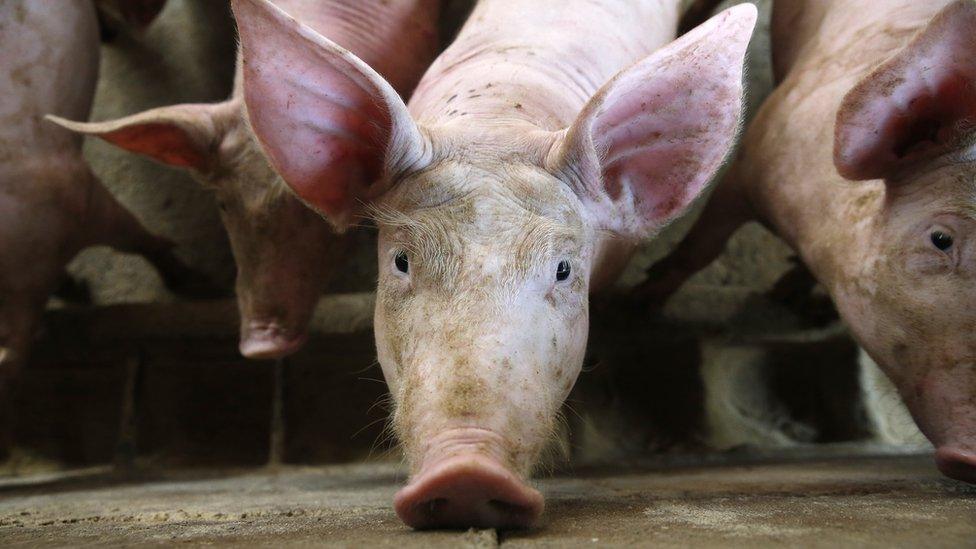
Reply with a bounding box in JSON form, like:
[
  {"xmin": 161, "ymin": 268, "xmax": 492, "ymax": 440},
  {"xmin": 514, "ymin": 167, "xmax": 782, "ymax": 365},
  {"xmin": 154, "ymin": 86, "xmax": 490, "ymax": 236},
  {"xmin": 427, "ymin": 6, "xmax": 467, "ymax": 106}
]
[
  {"xmin": 51, "ymin": 0, "xmax": 441, "ymax": 359},
  {"xmin": 235, "ymin": 0, "xmax": 756, "ymax": 528},
  {"xmin": 0, "ymin": 1, "xmax": 211, "ymax": 450},
  {"xmin": 641, "ymin": 0, "xmax": 976, "ymax": 484}
]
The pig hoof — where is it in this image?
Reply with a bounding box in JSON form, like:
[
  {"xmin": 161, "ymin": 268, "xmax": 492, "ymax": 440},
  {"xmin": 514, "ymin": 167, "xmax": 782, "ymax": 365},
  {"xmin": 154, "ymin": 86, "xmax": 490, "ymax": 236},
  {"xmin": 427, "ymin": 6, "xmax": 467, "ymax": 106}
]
[
  {"xmin": 394, "ymin": 455, "xmax": 543, "ymax": 530},
  {"xmin": 935, "ymin": 447, "xmax": 976, "ymax": 484}
]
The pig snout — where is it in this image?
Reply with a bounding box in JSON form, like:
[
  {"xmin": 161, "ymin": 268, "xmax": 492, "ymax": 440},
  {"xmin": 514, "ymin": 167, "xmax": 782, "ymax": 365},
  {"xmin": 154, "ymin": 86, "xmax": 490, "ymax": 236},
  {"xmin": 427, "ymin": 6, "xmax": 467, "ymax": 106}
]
[
  {"xmin": 935, "ymin": 447, "xmax": 976, "ymax": 484},
  {"xmin": 394, "ymin": 429, "xmax": 544, "ymax": 529},
  {"xmin": 234, "ymin": 261, "xmax": 322, "ymax": 360},
  {"xmin": 238, "ymin": 319, "xmax": 309, "ymax": 360},
  {"xmin": 900, "ymin": 359, "xmax": 976, "ymax": 484},
  {"xmin": 236, "ymin": 283, "xmax": 313, "ymax": 360}
]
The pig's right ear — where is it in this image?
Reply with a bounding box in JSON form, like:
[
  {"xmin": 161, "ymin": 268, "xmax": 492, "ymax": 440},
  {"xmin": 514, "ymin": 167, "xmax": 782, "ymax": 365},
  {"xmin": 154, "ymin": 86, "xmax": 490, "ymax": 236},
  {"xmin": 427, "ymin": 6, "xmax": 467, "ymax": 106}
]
[
  {"xmin": 233, "ymin": 0, "xmax": 428, "ymax": 230},
  {"xmin": 547, "ymin": 4, "xmax": 755, "ymax": 240},
  {"xmin": 46, "ymin": 104, "xmax": 220, "ymax": 174},
  {"xmin": 834, "ymin": 0, "xmax": 976, "ymax": 181}
]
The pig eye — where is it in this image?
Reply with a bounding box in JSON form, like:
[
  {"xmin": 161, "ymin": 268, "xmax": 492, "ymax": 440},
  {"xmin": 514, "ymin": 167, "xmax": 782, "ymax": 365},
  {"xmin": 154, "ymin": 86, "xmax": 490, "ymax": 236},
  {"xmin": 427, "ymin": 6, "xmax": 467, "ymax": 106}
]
[
  {"xmin": 930, "ymin": 230, "xmax": 953, "ymax": 251},
  {"xmin": 556, "ymin": 260, "xmax": 571, "ymax": 282},
  {"xmin": 394, "ymin": 250, "xmax": 409, "ymax": 274}
]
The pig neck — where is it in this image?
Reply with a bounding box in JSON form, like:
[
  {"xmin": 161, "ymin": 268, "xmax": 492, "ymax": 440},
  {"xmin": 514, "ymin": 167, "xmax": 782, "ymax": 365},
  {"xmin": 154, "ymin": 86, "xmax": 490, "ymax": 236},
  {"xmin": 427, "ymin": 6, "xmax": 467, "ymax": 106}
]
[
  {"xmin": 747, "ymin": 0, "xmax": 949, "ymax": 292},
  {"xmin": 406, "ymin": 0, "xmax": 685, "ymax": 291}
]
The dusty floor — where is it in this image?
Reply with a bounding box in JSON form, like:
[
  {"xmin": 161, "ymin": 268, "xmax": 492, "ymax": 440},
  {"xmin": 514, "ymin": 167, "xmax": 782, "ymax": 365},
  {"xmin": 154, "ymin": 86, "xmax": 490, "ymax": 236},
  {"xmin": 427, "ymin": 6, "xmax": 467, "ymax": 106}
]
[{"xmin": 0, "ymin": 450, "xmax": 973, "ymax": 547}]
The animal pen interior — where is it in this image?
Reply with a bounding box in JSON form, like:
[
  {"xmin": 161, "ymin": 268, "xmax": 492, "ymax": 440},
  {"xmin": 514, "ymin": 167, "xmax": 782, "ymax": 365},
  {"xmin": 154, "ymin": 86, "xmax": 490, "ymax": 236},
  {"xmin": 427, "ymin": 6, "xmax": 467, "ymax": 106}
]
[{"xmin": 1, "ymin": 0, "xmax": 975, "ymax": 546}]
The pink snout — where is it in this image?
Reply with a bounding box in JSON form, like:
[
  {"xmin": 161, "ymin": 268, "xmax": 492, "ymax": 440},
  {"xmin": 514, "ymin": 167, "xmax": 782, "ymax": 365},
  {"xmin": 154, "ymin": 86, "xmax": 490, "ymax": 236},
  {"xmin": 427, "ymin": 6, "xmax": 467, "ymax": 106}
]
[
  {"xmin": 238, "ymin": 322, "xmax": 308, "ymax": 359},
  {"xmin": 394, "ymin": 454, "xmax": 544, "ymax": 529},
  {"xmin": 935, "ymin": 447, "xmax": 976, "ymax": 484}
]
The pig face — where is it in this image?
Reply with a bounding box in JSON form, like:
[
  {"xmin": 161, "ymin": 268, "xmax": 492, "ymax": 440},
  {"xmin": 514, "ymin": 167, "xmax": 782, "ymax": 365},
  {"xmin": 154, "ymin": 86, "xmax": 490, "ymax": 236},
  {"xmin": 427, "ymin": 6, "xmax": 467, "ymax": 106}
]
[
  {"xmin": 235, "ymin": 0, "xmax": 754, "ymax": 527},
  {"xmin": 833, "ymin": 0, "xmax": 976, "ymax": 483},
  {"xmin": 51, "ymin": 99, "xmax": 344, "ymax": 359},
  {"xmin": 373, "ymin": 158, "xmax": 593, "ymax": 476}
]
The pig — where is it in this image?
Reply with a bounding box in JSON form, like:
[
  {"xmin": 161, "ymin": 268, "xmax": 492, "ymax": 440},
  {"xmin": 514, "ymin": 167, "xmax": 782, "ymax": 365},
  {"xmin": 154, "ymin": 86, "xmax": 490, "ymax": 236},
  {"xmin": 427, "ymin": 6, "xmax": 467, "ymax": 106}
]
[
  {"xmin": 234, "ymin": 0, "xmax": 756, "ymax": 527},
  {"xmin": 638, "ymin": 0, "xmax": 976, "ymax": 484},
  {"xmin": 0, "ymin": 0, "xmax": 209, "ymax": 447},
  {"xmin": 51, "ymin": 0, "xmax": 442, "ymax": 359}
]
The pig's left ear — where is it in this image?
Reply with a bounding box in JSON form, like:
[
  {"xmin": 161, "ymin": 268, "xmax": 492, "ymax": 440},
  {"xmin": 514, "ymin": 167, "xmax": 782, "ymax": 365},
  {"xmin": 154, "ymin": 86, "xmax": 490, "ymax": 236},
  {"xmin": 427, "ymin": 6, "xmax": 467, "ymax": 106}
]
[
  {"xmin": 835, "ymin": 0, "xmax": 976, "ymax": 181},
  {"xmin": 548, "ymin": 4, "xmax": 756, "ymax": 239}
]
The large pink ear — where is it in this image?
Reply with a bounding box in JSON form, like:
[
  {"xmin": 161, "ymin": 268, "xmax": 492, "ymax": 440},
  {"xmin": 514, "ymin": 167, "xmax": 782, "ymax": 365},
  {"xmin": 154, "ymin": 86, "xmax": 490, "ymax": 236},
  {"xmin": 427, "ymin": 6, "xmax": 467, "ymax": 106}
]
[
  {"xmin": 232, "ymin": 0, "xmax": 428, "ymax": 229},
  {"xmin": 46, "ymin": 104, "xmax": 222, "ymax": 173},
  {"xmin": 548, "ymin": 4, "xmax": 756, "ymax": 238},
  {"xmin": 834, "ymin": 0, "xmax": 976, "ymax": 181}
]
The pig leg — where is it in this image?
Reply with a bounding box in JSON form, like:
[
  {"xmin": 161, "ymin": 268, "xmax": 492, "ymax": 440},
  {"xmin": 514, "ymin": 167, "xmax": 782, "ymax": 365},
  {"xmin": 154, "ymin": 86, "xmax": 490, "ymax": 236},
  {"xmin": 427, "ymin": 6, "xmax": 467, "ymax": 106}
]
[
  {"xmin": 54, "ymin": 272, "xmax": 92, "ymax": 304},
  {"xmin": 766, "ymin": 258, "xmax": 838, "ymax": 327},
  {"xmin": 0, "ymin": 362, "xmax": 18, "ymax": 461},
  {"xmin": 82, "ymin": 175, "xmax": 223, "ymax": 298},
  {"xmin": 634, "ymin": 171, "xmax": 755, "ymax": 309}
]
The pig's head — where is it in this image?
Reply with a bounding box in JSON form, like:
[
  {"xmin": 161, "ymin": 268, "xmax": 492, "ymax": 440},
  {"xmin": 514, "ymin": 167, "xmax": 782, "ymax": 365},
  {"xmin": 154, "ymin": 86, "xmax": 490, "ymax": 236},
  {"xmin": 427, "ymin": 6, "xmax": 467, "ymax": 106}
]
[
  {"xmin": 833, "ymin": 0, "xmax": 976, "ymax": 484},
  {"xmin": 50, "ymin": 99, "xmax": 343, "ymax": 360},
  {"xmin": 235, "ymin": 0, "xmax": 754, "ymax": 528}
]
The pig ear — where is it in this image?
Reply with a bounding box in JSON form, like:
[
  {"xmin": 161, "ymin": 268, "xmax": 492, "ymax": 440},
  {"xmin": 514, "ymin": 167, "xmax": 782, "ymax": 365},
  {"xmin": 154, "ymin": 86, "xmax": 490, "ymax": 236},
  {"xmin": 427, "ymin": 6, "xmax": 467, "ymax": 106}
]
[
  {"xmin": 233, "ymin": 0, "xmax": 428, "ymax": 229},
  {"xmin": 834, "ymin": 1, "xmax": 976, "ymax": 181},
  {"xmin": 548, "ymin": 4, "xmax": 756, "ymax": 239},
  {"xmin": 46, "ymin": 104, "xmax": 221, "ymax": 173}
]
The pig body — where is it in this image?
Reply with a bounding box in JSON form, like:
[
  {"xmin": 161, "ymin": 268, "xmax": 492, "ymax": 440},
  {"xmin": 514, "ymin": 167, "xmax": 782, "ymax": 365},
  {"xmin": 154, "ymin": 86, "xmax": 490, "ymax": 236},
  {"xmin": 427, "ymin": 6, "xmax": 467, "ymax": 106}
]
[
  {"xmin": 235, "ymin": 0, "xmax": 755, "ymax": 528},
  {"xmin": 54, "ymin": 0, "xmax": 442, "ymax": 359},
  {"xmin": 641, "ymin": 0, "xmax": 976, "ymax": 484},
  {"xmin": 0, "ymin": 0, "xmax": 209, "ymax": 452}
]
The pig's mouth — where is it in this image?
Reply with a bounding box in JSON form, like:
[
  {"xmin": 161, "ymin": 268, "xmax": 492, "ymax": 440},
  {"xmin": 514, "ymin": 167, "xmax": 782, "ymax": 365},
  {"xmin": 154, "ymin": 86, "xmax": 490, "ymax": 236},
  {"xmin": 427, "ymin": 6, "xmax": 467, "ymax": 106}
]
[
  {"xmin": 238, "ymin": 321, "xmax": 308, "ymax": 359},
  {"xmin": 394, "ymin": 428, "xmax": 544, "ymax": 529}
]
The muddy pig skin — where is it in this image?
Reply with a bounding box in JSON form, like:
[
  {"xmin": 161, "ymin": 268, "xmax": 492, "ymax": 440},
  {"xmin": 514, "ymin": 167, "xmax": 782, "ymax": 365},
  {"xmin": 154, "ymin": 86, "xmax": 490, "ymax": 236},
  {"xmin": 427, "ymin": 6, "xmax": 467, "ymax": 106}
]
[
  {"xmin": 52, "ymin": 0, "xmax": 442, "ymax": 359},
  {"xmin": 640, "ymin": 0, "xmax": 976, "ymax": 485},
  {"xmin": 234, "ymin": 0, "xmax": 755, "ymax": 528},
  {"xmin": 0, "ymin": 0, "xmax": 208, "ymax": 446}
]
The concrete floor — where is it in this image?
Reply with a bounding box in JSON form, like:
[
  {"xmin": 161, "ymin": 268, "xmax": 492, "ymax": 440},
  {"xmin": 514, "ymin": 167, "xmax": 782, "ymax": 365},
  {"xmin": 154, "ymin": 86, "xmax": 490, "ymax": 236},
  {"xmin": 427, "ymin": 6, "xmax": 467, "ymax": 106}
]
[{"xmin": 0, "ymin": 451, "xmax": 974, "ymax": 547}]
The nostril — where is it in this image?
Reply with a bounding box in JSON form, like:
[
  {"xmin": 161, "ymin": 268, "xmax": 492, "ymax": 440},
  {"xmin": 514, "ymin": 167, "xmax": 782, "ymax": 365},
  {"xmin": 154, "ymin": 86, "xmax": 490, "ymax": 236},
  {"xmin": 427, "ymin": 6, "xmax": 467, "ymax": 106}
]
[
  {"xmin": 410, "ymin": 494, "xmax": 535, "ymax": 530},
  {"xmin": 428, "ymin": 498, "xmax": 448, "ymax": 515}
]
